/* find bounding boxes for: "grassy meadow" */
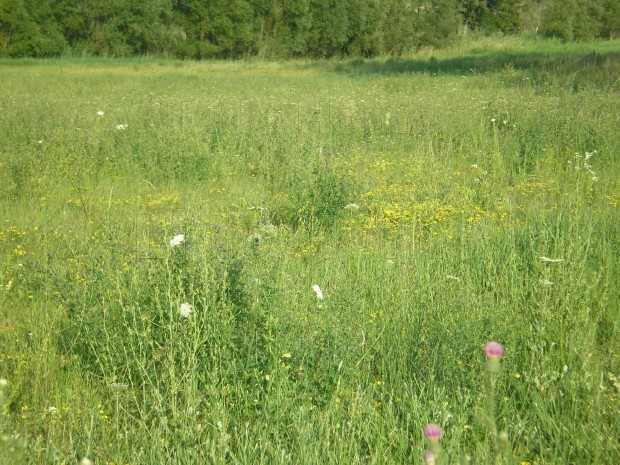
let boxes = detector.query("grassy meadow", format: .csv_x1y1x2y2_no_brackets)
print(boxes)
1,37,619,464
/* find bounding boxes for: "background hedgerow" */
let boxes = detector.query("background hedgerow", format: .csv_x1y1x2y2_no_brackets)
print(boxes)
0,38,619,464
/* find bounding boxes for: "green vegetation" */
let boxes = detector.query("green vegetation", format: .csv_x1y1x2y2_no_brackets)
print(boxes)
1,0,619,59
1,37,619,464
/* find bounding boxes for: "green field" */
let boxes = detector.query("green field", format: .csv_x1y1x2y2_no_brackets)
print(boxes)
1,37,619,464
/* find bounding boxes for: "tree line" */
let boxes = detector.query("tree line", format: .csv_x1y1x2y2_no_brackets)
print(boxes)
1,0,618,59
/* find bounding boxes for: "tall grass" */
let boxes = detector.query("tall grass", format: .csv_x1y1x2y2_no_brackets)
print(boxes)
1,38,619,464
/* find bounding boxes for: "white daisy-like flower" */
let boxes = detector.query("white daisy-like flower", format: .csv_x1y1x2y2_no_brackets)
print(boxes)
116,124,128,130
48,406,58,413
80,458,93,465
180,302,192,318
312,284,323,301
539,256,563,263
96,111,104,117
170,234,185,247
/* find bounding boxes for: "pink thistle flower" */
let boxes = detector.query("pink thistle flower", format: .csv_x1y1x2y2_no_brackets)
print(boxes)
423,423,442,442
484,341,504,358
423,450,436,464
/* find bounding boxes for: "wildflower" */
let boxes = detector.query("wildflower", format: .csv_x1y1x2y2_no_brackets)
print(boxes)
484,341,504,359
115,124,128,130
0,378,7,386
446,274,461,281
423,450,436,464
179,302,192,318
108,382,128,390
423,423,442,442
96,111,104,117
80,458,93,465
170,234,185,247
539,256,563,263
48,406,57,413
344,203,360,211
312,284,323,300
485,341,504,373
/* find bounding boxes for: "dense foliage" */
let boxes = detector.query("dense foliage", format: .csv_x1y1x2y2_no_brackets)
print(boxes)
1,0,618,58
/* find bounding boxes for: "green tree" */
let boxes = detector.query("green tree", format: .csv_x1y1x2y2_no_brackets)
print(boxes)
25,0,66,55
253,0,311,58
414,0,463,48
0,0,43,57
540,0,575,40
173,0,255,58
599,0,620,39
541,0,608,41
341,0,384,56
481,0,522,33
461,0,521,34
383,0,414,53
306,0,350,57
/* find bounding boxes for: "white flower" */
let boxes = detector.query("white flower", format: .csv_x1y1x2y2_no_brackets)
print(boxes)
96,111,104,117
180,302,192,318
539,256,563,263
48,406,57,413
80,458,93,465
170,234,185,247
0,378,7,386
344,203,360,211
116,124,128,130
312,284,323,301
108,382,128,390
447,274,461,281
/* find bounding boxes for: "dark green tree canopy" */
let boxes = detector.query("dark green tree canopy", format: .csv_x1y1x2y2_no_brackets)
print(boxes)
0,0,617,58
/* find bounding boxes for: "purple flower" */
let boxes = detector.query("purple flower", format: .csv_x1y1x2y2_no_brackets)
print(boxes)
484,341,504,358
424,423,442,442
